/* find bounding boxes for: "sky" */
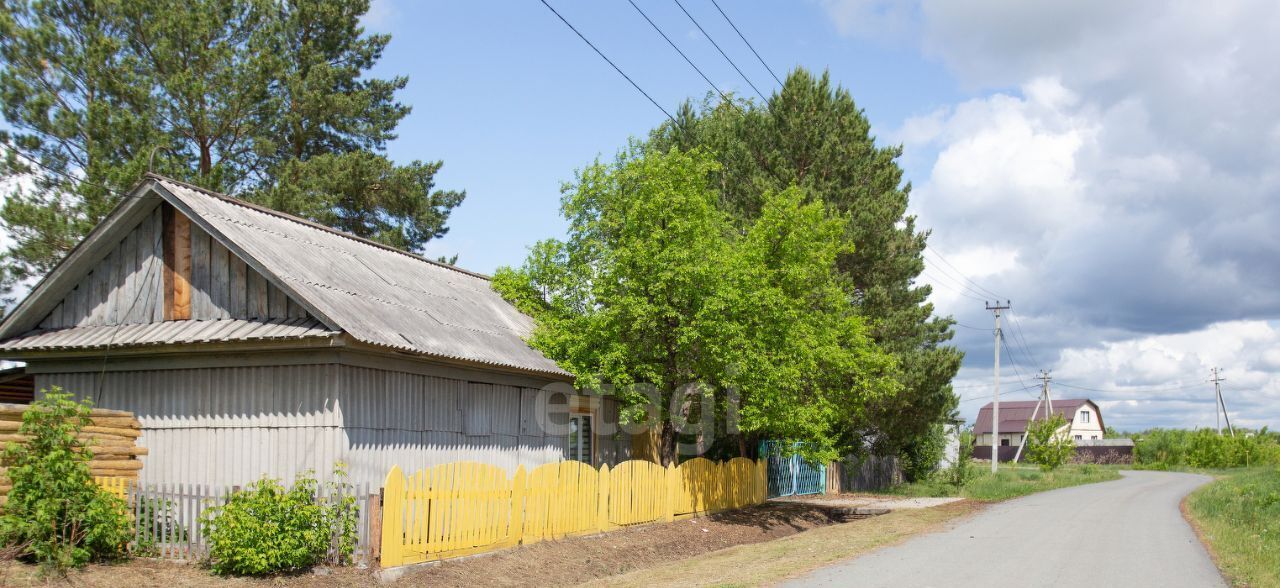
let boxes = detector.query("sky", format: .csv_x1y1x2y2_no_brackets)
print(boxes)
6,0,1280,432
353,0,1280,433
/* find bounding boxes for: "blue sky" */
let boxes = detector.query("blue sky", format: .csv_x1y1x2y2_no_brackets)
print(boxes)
4,1,1278,432
362,0,963,272
356,1,1280,432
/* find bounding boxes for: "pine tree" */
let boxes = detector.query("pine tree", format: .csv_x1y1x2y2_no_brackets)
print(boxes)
648,68,963,458
0,0,158,288
0,0,464,299
246,0,463,251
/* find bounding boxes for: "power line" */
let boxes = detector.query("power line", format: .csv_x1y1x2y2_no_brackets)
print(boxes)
999,334,1036,398
626,0,732,104
1054,381,1204,394
537,0,677,124
1007,310,1041,369
671,0,767,101
924,245,1003,299
921,269,987,302
708,0,783,87
1,141,162,204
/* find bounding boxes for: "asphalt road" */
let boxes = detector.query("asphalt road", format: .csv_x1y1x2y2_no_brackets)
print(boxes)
782,470,1224,588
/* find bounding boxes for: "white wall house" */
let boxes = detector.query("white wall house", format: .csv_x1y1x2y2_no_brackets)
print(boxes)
973,399,1106,447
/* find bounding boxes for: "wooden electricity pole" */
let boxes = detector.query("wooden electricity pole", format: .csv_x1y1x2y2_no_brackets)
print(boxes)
1013,370,1051,463
1210,368,1234,437
987,300,1010,473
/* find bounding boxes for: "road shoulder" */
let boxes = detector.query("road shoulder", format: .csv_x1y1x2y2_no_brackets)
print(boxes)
579,500,981,588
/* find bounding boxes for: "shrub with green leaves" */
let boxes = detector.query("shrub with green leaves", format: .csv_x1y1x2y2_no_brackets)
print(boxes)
1134,428,1280,469
899,423,947,482
201,466,358,576
1025,414,1074,472
944,429,975,489
0,388,132,573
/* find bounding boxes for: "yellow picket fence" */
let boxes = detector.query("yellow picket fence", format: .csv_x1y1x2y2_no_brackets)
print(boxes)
380,457,767,568
95,476,129,500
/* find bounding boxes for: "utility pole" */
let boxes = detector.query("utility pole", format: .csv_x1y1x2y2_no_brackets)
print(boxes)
987,300,1010,473
1013,370,1051,463
1210,368,1234,437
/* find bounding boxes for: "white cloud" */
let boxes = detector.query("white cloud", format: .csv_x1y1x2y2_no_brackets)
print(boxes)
827,0,1280,429
360,0,397,33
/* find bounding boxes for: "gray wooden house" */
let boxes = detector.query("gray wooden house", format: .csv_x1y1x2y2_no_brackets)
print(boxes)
0,174,629,487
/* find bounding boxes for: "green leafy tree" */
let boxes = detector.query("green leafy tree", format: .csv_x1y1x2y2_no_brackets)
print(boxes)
0,388,132,573
494,147,897,465
0,0,463,296
1025,414,1074,472
648,69,963,459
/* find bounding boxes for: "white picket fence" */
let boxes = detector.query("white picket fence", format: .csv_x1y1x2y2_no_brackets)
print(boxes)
117,480,378,564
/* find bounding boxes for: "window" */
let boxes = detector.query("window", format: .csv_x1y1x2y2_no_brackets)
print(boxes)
567,414,593,464
1074,434,1082,441
1091,435,1098,440
1080,410,1090,423
1000,438,1011,446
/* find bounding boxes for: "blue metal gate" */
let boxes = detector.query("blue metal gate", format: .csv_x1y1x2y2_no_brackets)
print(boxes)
759,440,827,498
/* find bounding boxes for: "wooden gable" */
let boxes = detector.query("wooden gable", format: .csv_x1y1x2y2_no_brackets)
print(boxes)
37,203,309,330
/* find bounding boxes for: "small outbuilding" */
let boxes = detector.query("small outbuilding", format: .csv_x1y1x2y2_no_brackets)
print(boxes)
0,174,630,488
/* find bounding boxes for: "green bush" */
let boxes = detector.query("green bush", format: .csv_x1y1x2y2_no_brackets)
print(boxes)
942,429,975,489
1134,428,1280,469
0,389,132,574
899,424,947,483
1025,414,1074,472
201,465,358,576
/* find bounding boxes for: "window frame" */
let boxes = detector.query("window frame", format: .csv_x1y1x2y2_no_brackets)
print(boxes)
567,413,594,465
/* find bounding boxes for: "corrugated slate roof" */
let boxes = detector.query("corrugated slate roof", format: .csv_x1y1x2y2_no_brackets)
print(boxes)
0,318,336,351
151,177,567,376
973,398,1097,435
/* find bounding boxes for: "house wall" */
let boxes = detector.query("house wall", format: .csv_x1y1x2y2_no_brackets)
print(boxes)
1068,404,1104,441
33,356,631,488
38,205,305,329
976,432,1024,447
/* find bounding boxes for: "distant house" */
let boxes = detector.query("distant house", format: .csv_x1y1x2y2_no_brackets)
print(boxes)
974,398,1104,447
0,174,631,488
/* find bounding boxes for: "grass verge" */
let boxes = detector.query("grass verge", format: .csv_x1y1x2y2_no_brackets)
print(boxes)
886,463,1123,501
581,500,979,588
1185,467,1280,588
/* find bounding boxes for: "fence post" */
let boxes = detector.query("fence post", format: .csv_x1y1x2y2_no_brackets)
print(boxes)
508,465,526,548
368,490,383,563
752,461,762,507
596,463,610,532
380,465,404,568
663,463,676,522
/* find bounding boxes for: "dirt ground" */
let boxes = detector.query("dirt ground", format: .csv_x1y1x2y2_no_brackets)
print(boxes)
0,502,845,588
399,502,843,587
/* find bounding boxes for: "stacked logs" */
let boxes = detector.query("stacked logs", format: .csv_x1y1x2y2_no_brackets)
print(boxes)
0,403,147,499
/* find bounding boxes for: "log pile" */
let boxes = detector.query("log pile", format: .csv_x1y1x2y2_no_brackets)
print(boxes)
0,403,147,499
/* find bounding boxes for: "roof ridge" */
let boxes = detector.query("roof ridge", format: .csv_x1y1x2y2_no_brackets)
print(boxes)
143,173,491,281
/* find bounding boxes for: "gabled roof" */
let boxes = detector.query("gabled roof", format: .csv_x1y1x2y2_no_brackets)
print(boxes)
973,398,1102,435
0,175,568,377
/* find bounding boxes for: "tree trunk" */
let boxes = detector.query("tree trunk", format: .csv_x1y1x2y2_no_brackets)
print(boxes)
199,140,212,177
660,421,678,467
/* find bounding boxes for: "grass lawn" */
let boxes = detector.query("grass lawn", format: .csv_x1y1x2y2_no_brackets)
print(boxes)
885,463,1123,501
1185,467,1280,588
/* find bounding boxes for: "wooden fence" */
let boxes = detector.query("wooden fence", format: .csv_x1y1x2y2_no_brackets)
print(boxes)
93,477,377,564
380,457,768,568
